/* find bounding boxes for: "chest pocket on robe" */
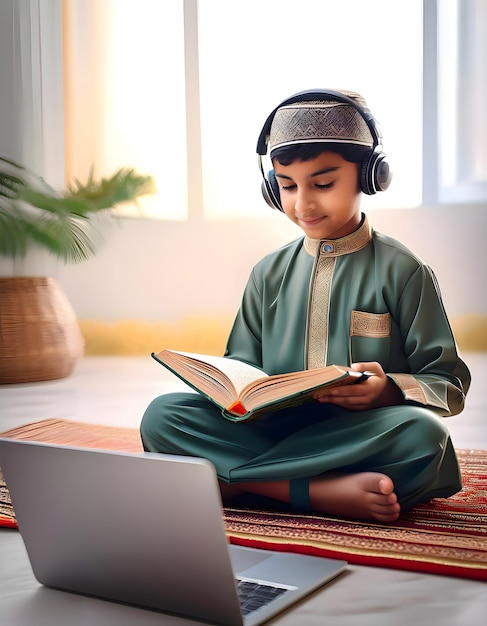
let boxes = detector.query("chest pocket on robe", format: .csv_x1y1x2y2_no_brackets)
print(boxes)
349,311,391,365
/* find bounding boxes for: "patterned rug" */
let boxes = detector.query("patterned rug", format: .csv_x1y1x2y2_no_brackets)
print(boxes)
1,418,486,581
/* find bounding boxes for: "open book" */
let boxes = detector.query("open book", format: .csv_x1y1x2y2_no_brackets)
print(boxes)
151,349,370,422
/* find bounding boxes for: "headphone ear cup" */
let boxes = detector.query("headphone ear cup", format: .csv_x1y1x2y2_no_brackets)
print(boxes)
373,154,392,193
261,170,283,211
360,151,392,195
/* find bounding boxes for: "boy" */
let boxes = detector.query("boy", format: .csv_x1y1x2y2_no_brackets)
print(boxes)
141,89,471,522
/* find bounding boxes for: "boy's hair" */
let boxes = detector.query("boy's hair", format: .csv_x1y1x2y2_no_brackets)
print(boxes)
271,142,369,167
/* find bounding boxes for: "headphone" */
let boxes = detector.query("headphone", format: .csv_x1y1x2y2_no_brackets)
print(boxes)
256,89,392,211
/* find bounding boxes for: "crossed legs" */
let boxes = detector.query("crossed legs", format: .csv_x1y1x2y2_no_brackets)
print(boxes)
141,392,461,524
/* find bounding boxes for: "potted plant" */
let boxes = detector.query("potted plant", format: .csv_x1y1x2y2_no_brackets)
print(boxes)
0,157,154,384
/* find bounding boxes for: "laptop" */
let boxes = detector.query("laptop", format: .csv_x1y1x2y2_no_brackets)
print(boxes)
0,438,347,626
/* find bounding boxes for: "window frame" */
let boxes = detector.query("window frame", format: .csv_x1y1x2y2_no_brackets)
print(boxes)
422,0,487,206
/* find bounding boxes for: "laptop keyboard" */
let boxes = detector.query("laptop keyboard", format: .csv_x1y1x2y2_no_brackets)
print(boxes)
236,578,289,616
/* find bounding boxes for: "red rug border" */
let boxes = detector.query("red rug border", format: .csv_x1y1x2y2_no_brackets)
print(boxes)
227,535,487,582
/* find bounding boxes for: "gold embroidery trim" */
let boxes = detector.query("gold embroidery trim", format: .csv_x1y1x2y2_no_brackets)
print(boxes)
389,373,428,405
304,215,372,369
304,214,372,258
307,256,335,369
350,311,391,338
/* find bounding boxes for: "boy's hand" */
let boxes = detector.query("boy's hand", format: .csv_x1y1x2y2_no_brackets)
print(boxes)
316,362,403,410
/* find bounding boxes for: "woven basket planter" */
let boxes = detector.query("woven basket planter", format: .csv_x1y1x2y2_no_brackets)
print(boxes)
0,277,85,384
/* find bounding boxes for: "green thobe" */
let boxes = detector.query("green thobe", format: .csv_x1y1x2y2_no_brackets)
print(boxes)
141,216,471,510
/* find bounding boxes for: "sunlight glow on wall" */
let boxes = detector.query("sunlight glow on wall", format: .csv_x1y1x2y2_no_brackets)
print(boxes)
64,0,187,220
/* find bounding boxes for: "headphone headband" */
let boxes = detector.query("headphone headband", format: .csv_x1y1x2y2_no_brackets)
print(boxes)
256,89,383,156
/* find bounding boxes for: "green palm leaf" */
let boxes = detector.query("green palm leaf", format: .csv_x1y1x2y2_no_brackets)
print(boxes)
0,157,154,263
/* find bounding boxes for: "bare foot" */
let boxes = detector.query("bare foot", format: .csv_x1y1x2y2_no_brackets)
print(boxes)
220,473,400,523
309,472,400,522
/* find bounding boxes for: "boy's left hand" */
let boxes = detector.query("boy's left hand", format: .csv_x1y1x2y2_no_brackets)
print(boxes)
316,362,403,410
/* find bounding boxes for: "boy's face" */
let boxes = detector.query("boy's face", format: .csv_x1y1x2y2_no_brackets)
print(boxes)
273,151,362,240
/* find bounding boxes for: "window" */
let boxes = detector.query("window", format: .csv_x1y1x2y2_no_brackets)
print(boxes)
64,0,188,220
62,0,486,220
197,0,423,217
433,0,487,204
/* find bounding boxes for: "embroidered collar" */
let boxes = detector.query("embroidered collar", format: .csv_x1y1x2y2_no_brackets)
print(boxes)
303,214,371,257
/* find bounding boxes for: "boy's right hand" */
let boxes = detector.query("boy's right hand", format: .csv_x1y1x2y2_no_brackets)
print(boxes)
316,362,403,411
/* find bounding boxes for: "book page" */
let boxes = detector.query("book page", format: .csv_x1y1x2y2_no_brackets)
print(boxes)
169,352,268,395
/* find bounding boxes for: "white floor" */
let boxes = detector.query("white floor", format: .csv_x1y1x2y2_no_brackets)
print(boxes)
1,353,486,625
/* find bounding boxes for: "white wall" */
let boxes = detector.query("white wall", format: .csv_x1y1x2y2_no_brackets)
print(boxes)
1,204,483,322
1,0,485,324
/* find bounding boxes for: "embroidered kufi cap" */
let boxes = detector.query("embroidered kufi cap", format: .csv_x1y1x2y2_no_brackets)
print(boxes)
269,90,374,156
